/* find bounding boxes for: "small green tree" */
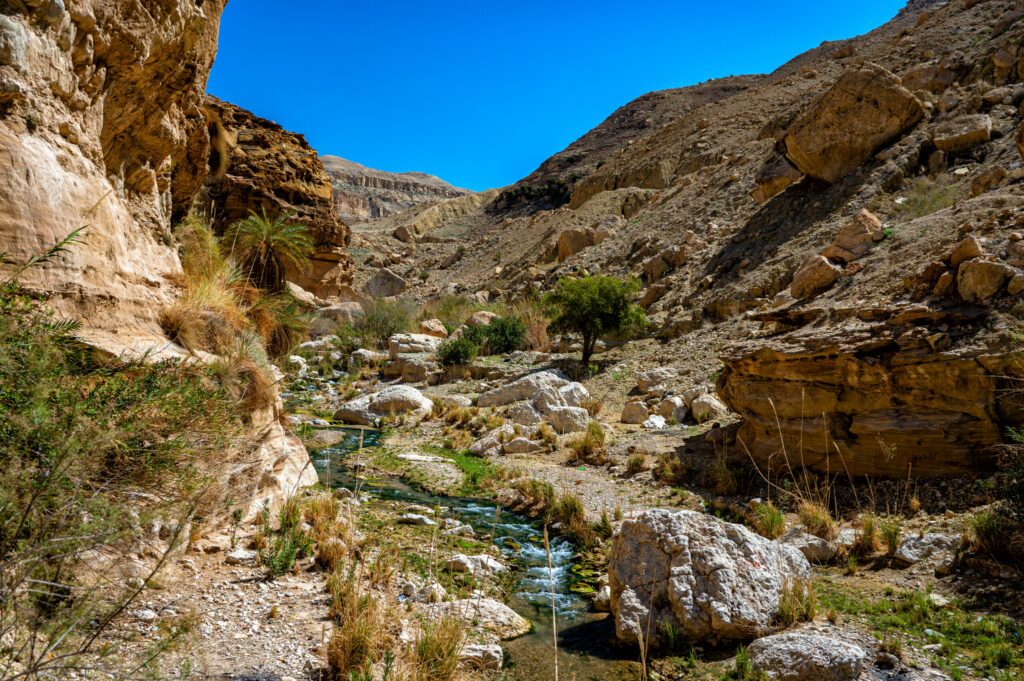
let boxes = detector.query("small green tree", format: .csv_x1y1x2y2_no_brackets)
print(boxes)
543,275,647,366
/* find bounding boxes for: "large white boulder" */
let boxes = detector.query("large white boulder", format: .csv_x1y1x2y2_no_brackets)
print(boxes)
421,597,530,640
748,632,865,681
609,509,810,646
546,406,590,434
691,393,729,423
309,302,365,338
621,401,649,424
637,367,678,394
477,371,569,408
333,385,433,426
388,333,443,359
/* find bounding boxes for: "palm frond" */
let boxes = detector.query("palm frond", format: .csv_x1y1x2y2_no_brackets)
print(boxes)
2,228,87,285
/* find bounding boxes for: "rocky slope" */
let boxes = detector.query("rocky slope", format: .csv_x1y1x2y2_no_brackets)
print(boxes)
201,97,355,298
321,154,468,224
354,0,1024,478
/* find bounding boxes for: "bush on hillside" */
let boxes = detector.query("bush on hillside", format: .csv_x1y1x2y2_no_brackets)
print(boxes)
484,315,527,354
436,336,480,367
543,275,647,366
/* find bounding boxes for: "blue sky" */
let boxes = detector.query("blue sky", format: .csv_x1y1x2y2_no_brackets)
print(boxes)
208,1,905,192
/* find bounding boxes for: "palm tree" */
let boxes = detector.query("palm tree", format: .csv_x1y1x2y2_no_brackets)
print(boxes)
223,207,313,292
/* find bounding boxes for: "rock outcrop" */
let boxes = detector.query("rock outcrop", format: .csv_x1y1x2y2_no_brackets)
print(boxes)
321,155,468,224
200,98,354,298
784,64,924,183
609,509,810,646
0,0,227,354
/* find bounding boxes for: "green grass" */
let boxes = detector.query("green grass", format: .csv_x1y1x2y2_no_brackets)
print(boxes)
817,581,1024,679
422,445,509,495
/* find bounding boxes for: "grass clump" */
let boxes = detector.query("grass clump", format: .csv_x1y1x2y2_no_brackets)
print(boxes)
777,578,817,627
851,514,881,558
625,452,649,478
568,421,606,464
258,497,313,579
410,615,464,681
797,502,837,541
880,515,902,556
751,502,786,539
895,175,963,221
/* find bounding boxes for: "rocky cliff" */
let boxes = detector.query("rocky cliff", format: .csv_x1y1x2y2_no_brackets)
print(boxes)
322,154,468,224
356,0,1024,478
0,0,227,354
200,97,355,298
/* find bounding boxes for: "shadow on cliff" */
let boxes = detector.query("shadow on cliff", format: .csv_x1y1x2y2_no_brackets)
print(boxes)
699,172,867,289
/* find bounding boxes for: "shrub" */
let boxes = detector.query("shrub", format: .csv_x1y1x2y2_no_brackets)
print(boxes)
568,421,606,463
797,502,837,541
653,452,690,484
752,502,786,539
880,516,902,556
485,315,527,354
624,453,649,478
511,298,551,351
895,175,962,222
543,275,647,365
436,336,479,366
0,278,246,678
259,499,313,579
851,514,881,558
970,510,1011,558
357,298,418,349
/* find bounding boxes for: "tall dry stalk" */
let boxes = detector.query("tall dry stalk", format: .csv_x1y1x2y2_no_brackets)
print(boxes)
543,525,559,681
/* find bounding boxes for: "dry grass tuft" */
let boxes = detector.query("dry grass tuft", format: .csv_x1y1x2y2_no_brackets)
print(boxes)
797,502,837,541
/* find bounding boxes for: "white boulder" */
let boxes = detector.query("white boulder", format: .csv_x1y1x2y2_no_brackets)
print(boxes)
546,406,590,434
621,401,649,424
477,371,569,408
691,393,729,423
748,632,865,681
637,367,678,394
388,333,443,359
333,385,433,426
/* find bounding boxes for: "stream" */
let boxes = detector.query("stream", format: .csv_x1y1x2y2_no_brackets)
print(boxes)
310,428,640,681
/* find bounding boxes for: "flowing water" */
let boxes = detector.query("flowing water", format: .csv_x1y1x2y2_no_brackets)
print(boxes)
311,429,640,681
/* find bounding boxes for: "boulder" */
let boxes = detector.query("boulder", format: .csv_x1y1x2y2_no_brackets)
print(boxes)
820,210,883,263
682,386,709,408
388,333,443,359
384,354,439,384
333,385,433,426
957,259,1014,302
621,401,650,424
506,402,543,426
748,632,866,681
931,114,992,153
893,533,959,565
309,302,364,338
466,310,498,327
459,644,504,670
398,513,436,526
643,415,667,430
422,597,530,640
657,396,688,423
784,64,924,183
477,371,569,408
362,267,408,298
949,236,983,268
790,255,842,298
609,510,811,645
503,436,543,454
753,152,804,203
546,406,590,434
349,348,386,369
691,394,728,423
593,585,612,613
637,367,679,394
778,527,838,564
418,318,448,338
284,281,321,309
445,553,505,575
556,228,593,262
470,424,516,458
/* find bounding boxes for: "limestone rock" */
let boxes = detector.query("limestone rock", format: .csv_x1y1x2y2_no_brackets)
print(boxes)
503,436,542,454
309,302,364,337
445,553,505,575
778,528,838,564
931,114,992,153
389,333,443,359
621,401,650,424
418,319,448,338
950,236,983,267
285,282,320,309
784,64,924,183
643,414,667,430
682,386,709,408
609,509,811,645
459,644,504,670
546,406,590,434
467,311,499,327
748,632,865,681
820,210,883,263
398,513,436,526
506,402,543,426
658,396,688,423
593,585,612,612
894,533,958,565
790,255,842,298
691,394,728,423
422,597,530,640
957,259,1013,302
333,386,433,426
363,268,409,298
349,348,387,369
384,353,439,384
637,367,678,394
753,152,804,203
477,371,569,408
556,225,613,262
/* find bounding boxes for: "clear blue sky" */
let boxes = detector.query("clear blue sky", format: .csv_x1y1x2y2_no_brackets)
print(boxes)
208,1,905,192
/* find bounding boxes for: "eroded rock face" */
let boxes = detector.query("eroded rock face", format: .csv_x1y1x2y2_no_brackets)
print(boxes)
720,305,1024,478
201,97,354,298
784,64,924,183
0,0,227,353
609,509,810,646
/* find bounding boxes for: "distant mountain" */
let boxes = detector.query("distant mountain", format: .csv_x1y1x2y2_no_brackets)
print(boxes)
320,155,469,223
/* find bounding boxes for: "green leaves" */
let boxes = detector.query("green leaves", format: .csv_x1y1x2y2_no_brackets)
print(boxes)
542,275,648,364
223,207,313,291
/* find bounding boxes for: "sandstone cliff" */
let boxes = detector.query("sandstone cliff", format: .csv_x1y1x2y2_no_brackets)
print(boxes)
0,0,227,354
322,154,469,224
357,0,1024,478
200,97,355,298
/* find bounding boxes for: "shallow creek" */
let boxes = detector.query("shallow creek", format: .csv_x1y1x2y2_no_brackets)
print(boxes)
311,428,639,680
